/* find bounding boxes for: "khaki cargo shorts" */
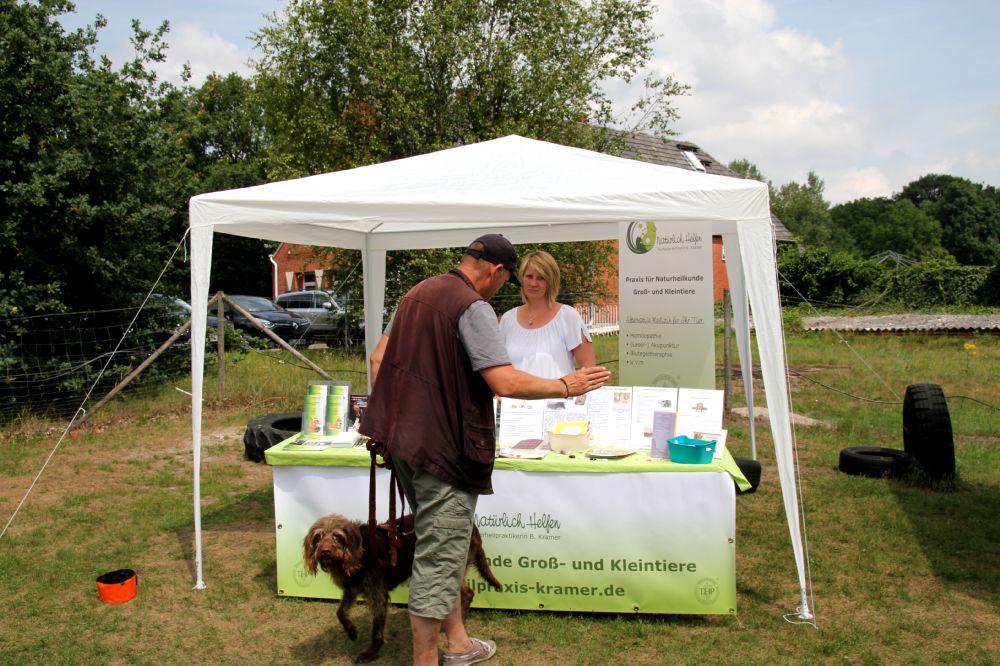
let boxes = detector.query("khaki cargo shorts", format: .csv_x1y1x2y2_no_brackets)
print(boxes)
393,459,478,619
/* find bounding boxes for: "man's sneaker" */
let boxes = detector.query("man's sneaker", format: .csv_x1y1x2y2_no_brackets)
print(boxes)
442,637,497,665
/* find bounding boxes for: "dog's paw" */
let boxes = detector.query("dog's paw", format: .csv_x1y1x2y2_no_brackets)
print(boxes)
343,623,358,641
355,647,380,663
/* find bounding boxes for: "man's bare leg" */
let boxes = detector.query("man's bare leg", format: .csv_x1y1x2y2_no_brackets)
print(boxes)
409,613,443,666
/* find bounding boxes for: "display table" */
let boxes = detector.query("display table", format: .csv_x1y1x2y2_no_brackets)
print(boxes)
266,442,749,615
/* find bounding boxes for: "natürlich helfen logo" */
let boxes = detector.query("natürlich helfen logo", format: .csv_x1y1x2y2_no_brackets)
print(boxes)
626,221,656,254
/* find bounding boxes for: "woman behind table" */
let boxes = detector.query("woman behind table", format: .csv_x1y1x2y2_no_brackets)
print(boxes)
499,250,595,378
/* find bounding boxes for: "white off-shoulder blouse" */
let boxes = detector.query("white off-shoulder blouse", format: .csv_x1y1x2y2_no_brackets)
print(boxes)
498,304,592,378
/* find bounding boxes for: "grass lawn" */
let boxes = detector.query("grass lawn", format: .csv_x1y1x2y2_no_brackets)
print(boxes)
1,329,998,664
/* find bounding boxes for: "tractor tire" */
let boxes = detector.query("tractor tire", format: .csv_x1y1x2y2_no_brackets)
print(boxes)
902,384,955,481
838,447,914,478
243,412,302,462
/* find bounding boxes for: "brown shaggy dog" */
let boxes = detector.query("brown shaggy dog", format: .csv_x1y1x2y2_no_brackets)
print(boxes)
303,513,502,663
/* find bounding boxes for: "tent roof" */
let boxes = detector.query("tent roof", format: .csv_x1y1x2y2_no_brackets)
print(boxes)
189,135,770,250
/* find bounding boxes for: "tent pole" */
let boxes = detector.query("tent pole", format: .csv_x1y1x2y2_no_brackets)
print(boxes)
189,224,214,590
798,591,814,619
721,233,758,459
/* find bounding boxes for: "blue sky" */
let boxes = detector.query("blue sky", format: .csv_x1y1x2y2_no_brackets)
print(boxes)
59,0,1000,203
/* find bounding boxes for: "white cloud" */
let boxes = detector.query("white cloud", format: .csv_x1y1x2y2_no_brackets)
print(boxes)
611,0,877,200
151,24,254,86
825,167,892,204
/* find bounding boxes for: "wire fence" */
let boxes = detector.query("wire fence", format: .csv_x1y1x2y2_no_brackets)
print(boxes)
0,293,622,424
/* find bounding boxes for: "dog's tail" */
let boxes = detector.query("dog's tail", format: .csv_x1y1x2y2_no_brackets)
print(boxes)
472,531,502,591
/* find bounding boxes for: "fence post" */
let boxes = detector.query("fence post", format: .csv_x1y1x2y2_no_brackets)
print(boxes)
222,294,334,380
80,320,191,424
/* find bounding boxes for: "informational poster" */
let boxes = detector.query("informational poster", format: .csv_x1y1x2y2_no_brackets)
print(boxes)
497,387,722,450
618,220,716,389
584,386,633,447
676,387,725,434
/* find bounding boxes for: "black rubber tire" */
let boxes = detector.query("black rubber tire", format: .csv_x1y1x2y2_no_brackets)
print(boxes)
243,412,302,462
902,383,955,481
838,447,914,478
732,457,762,493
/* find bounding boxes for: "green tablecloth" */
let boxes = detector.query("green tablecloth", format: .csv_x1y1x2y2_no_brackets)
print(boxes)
265,438,751,492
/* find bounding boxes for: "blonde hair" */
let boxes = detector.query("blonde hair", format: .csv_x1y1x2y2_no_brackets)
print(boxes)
518,250,560,307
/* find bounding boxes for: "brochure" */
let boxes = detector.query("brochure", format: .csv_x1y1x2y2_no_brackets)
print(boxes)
496,386,726,453
283,430,362,450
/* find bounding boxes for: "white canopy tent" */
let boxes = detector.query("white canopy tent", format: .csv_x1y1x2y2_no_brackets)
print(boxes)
188,135,811,618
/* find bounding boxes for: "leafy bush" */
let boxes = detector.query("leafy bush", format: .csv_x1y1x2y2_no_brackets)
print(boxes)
879,254,991,308
776,246,884,306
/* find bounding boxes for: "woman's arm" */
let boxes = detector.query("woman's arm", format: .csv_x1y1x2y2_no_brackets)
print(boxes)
481,363,611,399
572,334,596,368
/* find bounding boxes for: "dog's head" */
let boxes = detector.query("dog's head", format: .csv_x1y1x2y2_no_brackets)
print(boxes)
302,514,364,577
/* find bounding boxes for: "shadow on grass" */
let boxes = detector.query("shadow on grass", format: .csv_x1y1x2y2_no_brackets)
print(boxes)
891,476,1000,609
288,597,412,664
171,486,275,582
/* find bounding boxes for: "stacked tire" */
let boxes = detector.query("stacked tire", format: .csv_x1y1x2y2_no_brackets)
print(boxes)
837,383,955,482
838,447,914,478
902,383,955,481
243,412,302,462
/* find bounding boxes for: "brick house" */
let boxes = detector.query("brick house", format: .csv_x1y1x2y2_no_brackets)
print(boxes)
271,133,793,305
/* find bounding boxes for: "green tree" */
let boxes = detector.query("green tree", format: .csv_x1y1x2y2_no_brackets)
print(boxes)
829,197,943,259
727,158,770,186
771,171,832,247
827,197,888,255
1,1,194,312
255,0,686,179
897,174,1000,265
254,0,681,299
186,73,275,296
867,199,942,259
1,2,219,411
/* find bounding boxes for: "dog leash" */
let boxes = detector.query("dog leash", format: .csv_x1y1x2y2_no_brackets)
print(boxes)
365,440,414,569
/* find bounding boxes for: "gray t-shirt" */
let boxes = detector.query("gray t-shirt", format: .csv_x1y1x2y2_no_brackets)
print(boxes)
382,300,511,372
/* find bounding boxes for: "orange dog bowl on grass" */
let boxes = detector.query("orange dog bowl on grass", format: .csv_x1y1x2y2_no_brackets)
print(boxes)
96,569,137,603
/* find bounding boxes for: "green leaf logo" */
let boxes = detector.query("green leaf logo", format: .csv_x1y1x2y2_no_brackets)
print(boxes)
626,221,657,254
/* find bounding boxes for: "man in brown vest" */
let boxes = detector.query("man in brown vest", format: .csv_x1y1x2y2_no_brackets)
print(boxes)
360,234,611,666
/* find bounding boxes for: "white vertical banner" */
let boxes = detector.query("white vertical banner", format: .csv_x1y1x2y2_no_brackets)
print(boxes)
619,221,715,388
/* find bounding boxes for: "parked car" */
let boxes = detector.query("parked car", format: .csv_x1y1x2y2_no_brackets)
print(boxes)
210,295,312,344
276,289,363,344
167,297,225,331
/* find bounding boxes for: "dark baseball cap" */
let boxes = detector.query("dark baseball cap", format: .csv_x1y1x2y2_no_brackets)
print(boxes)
465,234,521,287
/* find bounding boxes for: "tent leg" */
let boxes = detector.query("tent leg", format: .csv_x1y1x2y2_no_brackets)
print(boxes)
797,590,813,620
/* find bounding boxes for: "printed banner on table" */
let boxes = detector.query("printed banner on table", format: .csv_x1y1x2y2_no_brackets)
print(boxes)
271,463,736,615
472,470,736,614
618,220,715,389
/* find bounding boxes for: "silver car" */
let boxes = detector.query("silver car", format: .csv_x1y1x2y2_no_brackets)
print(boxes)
276,290,349,343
